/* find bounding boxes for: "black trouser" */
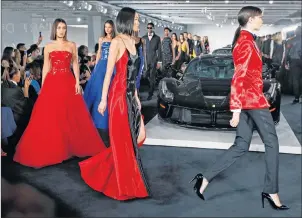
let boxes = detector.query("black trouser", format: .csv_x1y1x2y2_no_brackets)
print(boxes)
290,59,302,99
145,62,157,97
204,109,279,194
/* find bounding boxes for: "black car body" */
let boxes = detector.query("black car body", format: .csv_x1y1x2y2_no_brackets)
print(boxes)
212,47,232,55
157,55,281,129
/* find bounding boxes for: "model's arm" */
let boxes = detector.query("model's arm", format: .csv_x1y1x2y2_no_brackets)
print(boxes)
41,46,50,87
71,42,80,84
230,40,254,112
101,38,119,102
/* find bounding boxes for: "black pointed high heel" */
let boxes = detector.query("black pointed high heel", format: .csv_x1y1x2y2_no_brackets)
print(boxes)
189,173,205,200
261,192,289,210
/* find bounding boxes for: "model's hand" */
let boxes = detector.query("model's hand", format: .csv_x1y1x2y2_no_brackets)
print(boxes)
75,82,81,95
230,112,240,127
98,100,107,116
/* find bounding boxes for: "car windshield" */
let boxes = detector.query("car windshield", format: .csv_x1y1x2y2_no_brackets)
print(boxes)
184,57,234,79
212,49,232,55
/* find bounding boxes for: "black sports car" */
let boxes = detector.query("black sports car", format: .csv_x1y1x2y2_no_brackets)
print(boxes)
157,55,281,129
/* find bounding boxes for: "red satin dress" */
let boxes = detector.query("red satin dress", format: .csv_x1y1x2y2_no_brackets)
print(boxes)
14,51,105,168
79,50,150,201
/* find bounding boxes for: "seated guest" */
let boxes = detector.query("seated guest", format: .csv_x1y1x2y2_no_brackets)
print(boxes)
27,60,41,99
1,107,17,156
1,66,34,131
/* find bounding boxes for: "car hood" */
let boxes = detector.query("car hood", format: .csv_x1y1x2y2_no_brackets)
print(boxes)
166,77,231,96
162,77,276,109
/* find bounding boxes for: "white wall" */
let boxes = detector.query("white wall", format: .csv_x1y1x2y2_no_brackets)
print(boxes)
187,24,287,51
2,10,106,53
2,11,34,48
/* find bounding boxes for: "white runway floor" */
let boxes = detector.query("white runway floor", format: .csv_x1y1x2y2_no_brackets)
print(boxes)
145,113,301,155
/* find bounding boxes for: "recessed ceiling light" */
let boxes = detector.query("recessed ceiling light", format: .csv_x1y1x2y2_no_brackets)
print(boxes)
186,0,190,2
269,0,273,4
225,0,229,3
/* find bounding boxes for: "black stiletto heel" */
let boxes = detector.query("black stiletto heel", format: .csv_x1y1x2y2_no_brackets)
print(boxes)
190,173,205,200
261,192,289,210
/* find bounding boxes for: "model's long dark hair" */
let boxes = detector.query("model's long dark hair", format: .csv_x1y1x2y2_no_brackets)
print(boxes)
232,6,262,51
50,18,68,40
116,7,136,36
103,20,116,38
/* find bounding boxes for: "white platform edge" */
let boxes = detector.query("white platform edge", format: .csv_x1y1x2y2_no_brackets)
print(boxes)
144,138,302,155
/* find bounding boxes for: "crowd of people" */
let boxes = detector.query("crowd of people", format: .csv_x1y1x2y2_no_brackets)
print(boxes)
255,26,302,103
1,5,300,213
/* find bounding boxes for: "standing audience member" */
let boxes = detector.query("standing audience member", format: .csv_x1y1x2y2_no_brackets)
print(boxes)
142,22,162,100
285,26,302,103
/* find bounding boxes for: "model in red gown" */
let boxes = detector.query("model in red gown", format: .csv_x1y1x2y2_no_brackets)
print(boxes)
13,50,105,168
79,46,150,201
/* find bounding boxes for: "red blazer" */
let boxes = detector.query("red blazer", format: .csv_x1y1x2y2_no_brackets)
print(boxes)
230,30,270,111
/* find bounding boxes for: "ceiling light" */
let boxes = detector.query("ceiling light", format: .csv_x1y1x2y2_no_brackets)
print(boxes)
186,0,190,2
67,1,73,7
87,4,92,11
77,17,81,22
225,0,229,3
269,0,273,4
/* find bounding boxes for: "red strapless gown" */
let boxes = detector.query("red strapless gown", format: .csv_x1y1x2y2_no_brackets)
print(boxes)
13,51,105,168
79,50,150,201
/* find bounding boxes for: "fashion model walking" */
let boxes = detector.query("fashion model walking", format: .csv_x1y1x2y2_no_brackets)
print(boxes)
190,6,289,210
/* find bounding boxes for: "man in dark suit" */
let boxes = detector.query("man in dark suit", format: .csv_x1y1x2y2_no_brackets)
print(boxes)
2,78,34,147
142,22,162,100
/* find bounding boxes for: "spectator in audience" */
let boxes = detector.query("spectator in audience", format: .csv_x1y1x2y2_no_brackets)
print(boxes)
192,35,203,57
16,43,27,66
286,26,302,103
203,36,210,54
1,47,18,81
78,45,91,89
26,44,40,64
1,66,34,134
271,32,284,67
187,33,194,58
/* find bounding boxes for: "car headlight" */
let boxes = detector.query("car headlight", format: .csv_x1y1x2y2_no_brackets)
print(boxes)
160,80,174,102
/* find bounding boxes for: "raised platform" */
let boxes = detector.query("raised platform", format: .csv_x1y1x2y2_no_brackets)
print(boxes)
145,113,301,154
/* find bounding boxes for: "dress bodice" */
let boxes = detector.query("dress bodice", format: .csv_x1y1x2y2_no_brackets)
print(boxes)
113,50,139,93
49,51,72,72
100,42,111,60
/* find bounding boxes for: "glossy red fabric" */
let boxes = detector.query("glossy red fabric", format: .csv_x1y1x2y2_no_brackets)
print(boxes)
230,30,270,110
14,51,105,168
79,51,149,201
